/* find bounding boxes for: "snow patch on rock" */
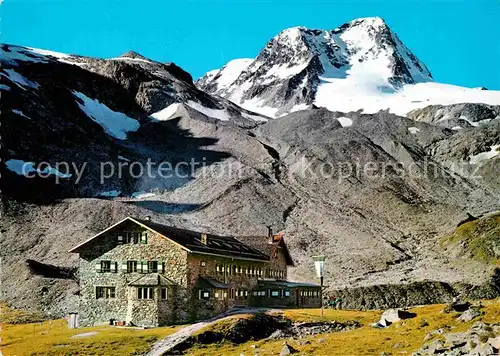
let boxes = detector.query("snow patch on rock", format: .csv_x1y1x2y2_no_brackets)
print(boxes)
337,117,353,127
469,145,500,165
73,91,140,140
131,191,156,199
1,69,39,90
150,103,182,121
98,190,121,197
186,101,230,121
12,109,31,119
5,159,72,178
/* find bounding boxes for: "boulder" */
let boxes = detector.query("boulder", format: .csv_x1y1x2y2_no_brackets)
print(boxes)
381,309,402,324
427,339,446,354
449,301,471,312
470,343,494,356
488,336,500,350
279,343,298,355
445,332,467,348
271,320,361,338
457,307,483,322
414,322,500,356
377,309,416,327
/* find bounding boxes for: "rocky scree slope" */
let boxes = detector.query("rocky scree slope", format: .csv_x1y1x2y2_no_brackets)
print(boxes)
1,43,499,315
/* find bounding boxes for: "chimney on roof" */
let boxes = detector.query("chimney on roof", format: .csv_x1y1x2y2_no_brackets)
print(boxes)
201,233,207,245
267,226,273,243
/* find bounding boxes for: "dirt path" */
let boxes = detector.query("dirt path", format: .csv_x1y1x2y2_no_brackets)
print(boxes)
144,308,279,356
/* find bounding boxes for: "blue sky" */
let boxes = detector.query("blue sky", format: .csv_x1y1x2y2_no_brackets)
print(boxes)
2,0,499,89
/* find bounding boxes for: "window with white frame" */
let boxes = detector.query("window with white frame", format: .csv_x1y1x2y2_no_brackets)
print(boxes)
137,287,154,300
96,286,115,299
199,290,210,300
100,260,112,273
126,261,137,273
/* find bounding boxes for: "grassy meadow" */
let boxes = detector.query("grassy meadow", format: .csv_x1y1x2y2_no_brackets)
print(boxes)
1,300,499,355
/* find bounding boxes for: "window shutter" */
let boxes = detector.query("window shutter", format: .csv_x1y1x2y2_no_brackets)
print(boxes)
122,261,128,272
117,235,123,244
161,262,166,274
140,231,148,244
95,262,102,273
110,262,117,273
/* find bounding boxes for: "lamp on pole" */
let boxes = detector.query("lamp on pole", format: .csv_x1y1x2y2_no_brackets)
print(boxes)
312,255,326,318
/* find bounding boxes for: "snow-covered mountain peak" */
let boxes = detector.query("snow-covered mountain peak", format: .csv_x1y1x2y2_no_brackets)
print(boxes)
197,58,253,94
342,16,388,29
197,17,440,117
273,26,310,47
195,17,499,117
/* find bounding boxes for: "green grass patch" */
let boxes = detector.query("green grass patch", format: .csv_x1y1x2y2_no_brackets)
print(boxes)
0,303,46,324
3,301,500,355
441,213,500,264
1,315,184,355
187,301,500,356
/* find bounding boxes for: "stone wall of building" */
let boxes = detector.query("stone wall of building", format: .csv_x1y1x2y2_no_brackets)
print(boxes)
267,245,289,279
77,220,189,327
76,221,311,327
248,287,321,308
184,246,290,319
186,253,267,318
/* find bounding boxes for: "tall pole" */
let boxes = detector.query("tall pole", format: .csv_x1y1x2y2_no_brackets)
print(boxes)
313,255,326,319
320,275,324,318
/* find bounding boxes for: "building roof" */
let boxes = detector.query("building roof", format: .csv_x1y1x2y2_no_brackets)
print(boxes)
69,217,272,262
194,276,230,289
258,280,321,288
236,234,295,266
